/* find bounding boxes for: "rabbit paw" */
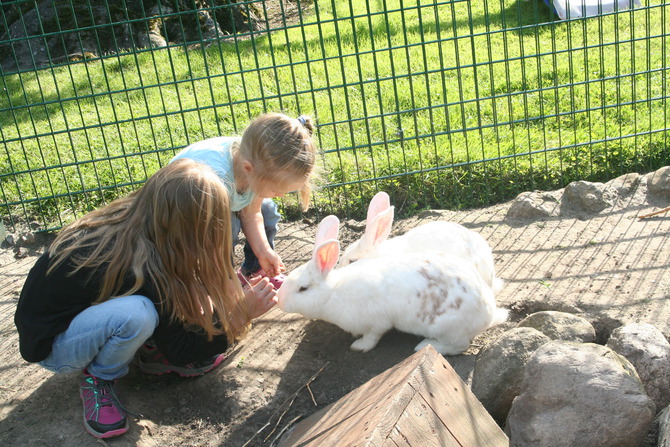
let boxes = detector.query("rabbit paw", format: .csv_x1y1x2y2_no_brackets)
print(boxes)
350,334,382,352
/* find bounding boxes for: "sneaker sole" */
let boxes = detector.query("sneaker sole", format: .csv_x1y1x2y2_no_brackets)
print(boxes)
83,419,129,439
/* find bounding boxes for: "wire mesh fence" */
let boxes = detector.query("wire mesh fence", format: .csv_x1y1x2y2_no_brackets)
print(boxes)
1,0,668,232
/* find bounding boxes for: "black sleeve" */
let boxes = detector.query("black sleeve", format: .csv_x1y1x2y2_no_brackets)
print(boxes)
14,252,94,362
149,311,230,365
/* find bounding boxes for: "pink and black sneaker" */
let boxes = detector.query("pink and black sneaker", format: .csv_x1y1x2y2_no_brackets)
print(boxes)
237,268,285,290
138,342,226,377
80,370,129,439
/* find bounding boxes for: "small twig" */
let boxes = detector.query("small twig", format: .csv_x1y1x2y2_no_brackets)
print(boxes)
264,392,300,442
241,362,329,447
263,363,326,442
269,414,303,447
306,383,317,406
638,206,670,219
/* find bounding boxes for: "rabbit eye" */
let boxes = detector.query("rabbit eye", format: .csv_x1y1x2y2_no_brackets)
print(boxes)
298,286,309,293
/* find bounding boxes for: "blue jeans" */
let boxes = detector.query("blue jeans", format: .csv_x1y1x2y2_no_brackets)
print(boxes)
231,198,281,275
38,295,159,381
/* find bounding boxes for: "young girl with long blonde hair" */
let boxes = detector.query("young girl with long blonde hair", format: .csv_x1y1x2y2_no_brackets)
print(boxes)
14,159,277,439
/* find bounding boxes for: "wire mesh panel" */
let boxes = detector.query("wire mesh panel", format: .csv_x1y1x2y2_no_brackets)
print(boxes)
1,0,668,232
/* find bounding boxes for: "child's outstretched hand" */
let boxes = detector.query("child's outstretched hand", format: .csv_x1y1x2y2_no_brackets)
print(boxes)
244,275,278,318
258,250,286,278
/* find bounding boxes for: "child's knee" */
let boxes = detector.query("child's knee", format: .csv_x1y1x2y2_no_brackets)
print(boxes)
118,295,159,336
138,296,159,328
261,199,281,227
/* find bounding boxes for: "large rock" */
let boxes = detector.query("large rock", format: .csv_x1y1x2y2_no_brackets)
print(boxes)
647,166,670,199
506,191,560,220
605,172,642,197
471,327,550,423
506,341,656,447
561,180,619,214
607,323,670,412
517,311,596,342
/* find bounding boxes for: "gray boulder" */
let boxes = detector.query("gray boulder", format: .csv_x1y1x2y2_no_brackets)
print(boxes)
517,311,595,342
561,180,619,214
506,191,561,220
607,323,670,412
605,172,642,197
506,341,656,447
471,327,550,423
647,166,670,199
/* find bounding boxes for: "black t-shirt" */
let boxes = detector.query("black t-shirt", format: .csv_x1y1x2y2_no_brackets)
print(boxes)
14,248,229,365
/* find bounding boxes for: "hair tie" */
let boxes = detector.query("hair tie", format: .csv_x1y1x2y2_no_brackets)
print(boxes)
297,115,307,127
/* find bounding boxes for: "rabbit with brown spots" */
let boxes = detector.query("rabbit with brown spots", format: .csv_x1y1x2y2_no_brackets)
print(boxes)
277,215,508,355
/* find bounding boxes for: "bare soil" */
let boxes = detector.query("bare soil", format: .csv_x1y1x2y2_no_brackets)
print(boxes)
1,182,669,447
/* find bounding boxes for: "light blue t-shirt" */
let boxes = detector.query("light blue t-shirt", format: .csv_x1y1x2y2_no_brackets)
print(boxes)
170,136,254,212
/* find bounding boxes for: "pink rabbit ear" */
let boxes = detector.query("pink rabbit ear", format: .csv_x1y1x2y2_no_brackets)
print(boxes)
369,205,394,247
366,192,391,224
313,239,340,277
314,215,340,248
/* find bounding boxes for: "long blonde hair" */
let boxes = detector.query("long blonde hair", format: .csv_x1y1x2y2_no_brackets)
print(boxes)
238,112,319,211
48,159,249,342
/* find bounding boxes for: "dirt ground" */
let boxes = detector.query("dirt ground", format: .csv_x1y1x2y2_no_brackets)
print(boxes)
1,177,669,447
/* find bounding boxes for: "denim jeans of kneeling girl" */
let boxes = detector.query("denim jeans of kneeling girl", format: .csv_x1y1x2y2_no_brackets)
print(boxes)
38,295,159,380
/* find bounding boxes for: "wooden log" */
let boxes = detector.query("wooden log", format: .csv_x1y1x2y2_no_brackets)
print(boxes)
279,345,508,447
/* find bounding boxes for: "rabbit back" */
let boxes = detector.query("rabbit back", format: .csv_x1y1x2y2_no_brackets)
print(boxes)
379,221,498,291
326,251,504,354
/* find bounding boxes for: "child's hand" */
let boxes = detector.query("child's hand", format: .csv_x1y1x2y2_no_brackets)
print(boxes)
244,276,278,319
259,250,286,278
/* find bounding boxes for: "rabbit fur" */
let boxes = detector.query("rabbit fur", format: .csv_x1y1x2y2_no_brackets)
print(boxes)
340,192,504,293
277,215,509,355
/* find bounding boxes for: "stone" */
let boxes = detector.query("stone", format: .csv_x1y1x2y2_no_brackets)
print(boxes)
505,341,656,447
605,172,641,196
517,311,596,342
561,181,618,214
19,232,36,246
472,327,550,423
15,247,29,259
647,166,670,198
607,323,670,411
506,191,560,220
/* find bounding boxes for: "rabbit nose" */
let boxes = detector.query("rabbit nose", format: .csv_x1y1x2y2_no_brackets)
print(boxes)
276,288,287,310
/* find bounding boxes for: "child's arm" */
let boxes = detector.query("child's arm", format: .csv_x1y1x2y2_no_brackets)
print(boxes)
151,313,230,365
239,197,285,276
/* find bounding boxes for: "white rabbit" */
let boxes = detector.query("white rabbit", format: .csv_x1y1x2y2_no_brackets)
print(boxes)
340,192,503,293
277,215,509,355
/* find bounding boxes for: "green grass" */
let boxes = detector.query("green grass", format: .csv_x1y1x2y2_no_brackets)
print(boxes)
1,0,669,229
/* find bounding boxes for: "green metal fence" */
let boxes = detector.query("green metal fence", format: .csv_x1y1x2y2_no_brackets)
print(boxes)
1,0,668,232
